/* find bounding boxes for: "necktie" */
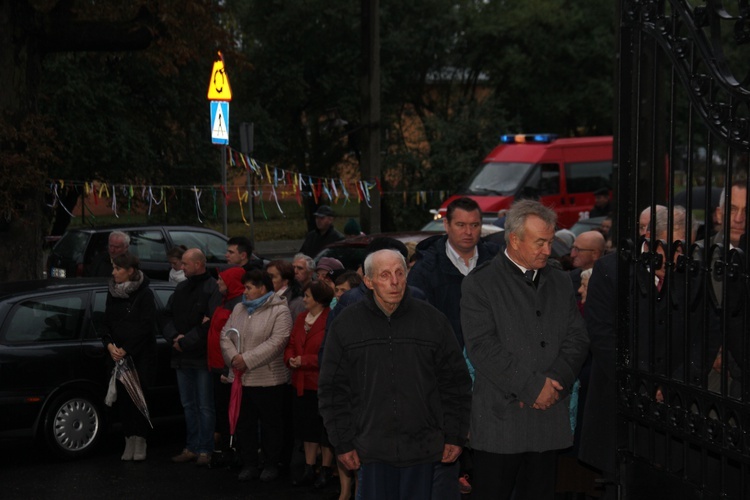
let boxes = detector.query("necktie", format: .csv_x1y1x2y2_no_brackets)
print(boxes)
524,270,535,281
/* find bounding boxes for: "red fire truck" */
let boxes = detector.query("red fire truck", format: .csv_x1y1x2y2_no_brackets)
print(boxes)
436,134,613,229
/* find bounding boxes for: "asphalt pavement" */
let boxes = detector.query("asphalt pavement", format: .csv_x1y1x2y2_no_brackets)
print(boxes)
0,421,342,500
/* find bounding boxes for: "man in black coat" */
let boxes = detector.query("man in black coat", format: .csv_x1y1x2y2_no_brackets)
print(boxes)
225,236,264,272
577,252,618,499
578,205,687,498
320,237,426,365
408,197,498,349
589,187,614,218
319,249,471,500
408,197,498,497
87,231,130,277
462,200,589,500
691,181,747,395
299,205,344,257
163,248,222,466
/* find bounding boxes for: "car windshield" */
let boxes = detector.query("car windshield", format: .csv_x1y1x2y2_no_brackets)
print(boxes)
52,231,90,261
169,230,228,264
461,162,534,195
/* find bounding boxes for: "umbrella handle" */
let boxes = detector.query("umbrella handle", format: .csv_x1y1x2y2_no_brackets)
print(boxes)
225,328,241,353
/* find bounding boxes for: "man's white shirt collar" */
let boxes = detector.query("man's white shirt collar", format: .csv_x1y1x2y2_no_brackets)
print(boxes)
446,241,478,276
504,249,536,280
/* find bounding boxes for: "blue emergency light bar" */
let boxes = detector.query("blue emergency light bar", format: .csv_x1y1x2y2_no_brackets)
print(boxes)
499,133,558,144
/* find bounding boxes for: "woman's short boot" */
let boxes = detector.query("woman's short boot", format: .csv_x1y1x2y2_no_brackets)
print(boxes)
314,465,333,489
121,436,135,461
292,464,316,486
133,436,147,461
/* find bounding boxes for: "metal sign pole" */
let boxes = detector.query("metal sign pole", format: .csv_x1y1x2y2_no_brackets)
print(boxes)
207,52,233,237
222,145,228,236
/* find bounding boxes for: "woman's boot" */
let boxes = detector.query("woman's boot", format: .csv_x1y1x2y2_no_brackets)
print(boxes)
121,436,135,461
292,464,316,486
314,465,333,489
133,436,147,461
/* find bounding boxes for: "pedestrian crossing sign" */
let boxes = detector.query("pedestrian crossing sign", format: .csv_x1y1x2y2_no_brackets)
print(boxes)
210,101,229,145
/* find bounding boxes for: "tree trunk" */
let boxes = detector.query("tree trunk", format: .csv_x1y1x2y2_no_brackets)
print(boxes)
0,1,47,281
0,0,156,281
0,192,47,281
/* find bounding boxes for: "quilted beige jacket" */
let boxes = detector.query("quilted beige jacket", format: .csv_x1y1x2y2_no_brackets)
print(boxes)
220,293,292,387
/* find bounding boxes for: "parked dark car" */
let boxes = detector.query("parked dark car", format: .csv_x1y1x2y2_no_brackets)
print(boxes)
314,232,439,270
47,225,231,280
0,279,180,459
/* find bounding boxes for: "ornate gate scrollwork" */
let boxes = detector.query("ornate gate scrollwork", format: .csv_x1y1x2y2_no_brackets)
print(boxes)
616,0,750,497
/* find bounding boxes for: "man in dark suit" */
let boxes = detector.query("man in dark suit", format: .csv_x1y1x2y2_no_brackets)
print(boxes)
637,206,688,385
692,180,747,395
578,204,686,498
577,251,618,499
462,200,589,500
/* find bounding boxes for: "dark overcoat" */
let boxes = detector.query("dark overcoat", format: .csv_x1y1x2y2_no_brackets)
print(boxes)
462,252,589,454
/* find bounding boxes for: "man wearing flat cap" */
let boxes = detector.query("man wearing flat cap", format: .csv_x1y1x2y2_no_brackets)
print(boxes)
589,187,614,218
299,205,345,257
315,257,346,292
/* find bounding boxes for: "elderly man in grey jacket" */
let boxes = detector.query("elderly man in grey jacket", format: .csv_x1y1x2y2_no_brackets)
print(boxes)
462,200,589,500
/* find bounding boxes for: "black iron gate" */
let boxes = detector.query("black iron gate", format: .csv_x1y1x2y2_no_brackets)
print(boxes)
615,0,750,498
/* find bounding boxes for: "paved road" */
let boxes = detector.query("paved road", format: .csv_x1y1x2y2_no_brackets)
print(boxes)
0,422,341,500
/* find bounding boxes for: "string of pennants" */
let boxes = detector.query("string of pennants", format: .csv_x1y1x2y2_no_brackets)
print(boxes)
46,147,449,224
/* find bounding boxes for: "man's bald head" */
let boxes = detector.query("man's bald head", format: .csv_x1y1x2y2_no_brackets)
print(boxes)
571,231,605,270
181,248,207,277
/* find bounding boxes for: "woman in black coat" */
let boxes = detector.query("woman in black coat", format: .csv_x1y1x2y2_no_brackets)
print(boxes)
101,252,157,461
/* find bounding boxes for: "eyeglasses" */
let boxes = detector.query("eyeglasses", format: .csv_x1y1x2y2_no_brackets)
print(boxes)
571,246,595,253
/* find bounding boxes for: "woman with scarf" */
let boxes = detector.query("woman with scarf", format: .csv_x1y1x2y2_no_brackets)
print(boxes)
205,266,247,468
101,252,156,461
220,269,292,483
284,281,336,490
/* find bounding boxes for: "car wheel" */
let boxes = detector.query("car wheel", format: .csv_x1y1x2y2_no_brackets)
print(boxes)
43,392,104,459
